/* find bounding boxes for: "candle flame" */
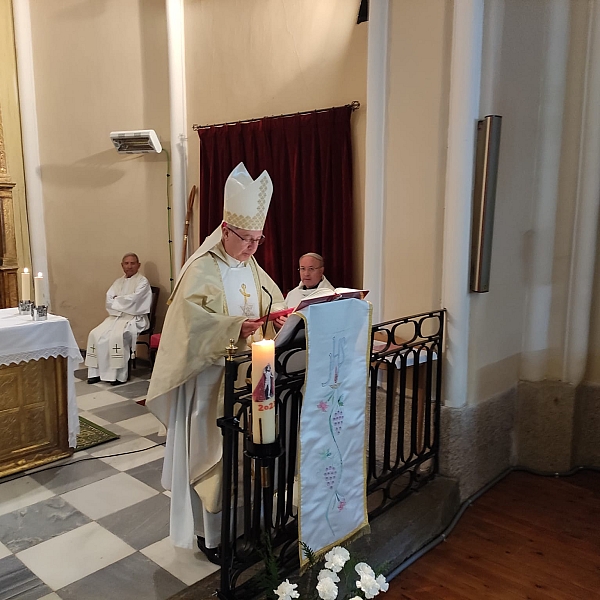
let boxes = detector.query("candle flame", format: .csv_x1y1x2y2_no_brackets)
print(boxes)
24,268,29,273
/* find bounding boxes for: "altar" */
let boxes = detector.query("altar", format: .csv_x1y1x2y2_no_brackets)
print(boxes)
0,307,81,478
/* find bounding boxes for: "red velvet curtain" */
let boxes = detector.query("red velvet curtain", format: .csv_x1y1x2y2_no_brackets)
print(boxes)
197,105,355,296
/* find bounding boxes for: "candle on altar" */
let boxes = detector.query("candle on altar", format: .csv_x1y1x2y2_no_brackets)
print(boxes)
34,272,45,306
21,268,31,302
251,339,276,444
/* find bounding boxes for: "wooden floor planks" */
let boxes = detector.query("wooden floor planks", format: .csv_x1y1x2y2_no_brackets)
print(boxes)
388,471,600,600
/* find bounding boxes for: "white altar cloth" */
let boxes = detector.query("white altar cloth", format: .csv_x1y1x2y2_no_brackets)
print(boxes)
0,308,81,447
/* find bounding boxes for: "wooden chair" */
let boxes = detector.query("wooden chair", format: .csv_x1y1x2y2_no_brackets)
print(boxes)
131,285,160,370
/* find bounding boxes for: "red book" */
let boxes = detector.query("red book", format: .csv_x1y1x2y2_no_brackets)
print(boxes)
267,307,295,321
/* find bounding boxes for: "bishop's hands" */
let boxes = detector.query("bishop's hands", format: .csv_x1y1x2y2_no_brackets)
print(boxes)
273,315,288,330
241,318,266,339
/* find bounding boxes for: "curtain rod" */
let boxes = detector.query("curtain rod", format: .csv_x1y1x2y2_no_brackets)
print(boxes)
192,101,360,131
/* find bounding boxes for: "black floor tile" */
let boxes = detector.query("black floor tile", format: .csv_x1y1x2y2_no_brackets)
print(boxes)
127,458,165,492
98,493,170,550
111,380,150,400
0,497,91,553
58,552,186,600
0,555,53,600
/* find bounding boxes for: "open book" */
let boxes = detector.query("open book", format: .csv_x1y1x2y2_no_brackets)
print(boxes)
274,288,369,347
294,287,368,311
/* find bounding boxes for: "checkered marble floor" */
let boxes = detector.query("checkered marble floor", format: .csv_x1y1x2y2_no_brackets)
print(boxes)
0,364,218,600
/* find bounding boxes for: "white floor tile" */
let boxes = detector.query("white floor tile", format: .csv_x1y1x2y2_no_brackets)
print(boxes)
0,476,54,516
78,411,112,427
38,594,63,600
17,522,134,590
60,472,158,520
0,540,11,559
141,537,219,586
115,412,161,436
93,437,165,471
77,389,128,411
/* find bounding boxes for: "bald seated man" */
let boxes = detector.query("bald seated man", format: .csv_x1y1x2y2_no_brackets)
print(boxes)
284,252,335,309
85,253,153,386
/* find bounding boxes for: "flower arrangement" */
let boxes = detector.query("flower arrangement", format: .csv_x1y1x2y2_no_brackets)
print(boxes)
274,547,389,600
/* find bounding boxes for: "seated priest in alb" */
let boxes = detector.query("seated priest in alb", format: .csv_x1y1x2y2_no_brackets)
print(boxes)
146,163,284,558
85,253,152,385
285,252,335,308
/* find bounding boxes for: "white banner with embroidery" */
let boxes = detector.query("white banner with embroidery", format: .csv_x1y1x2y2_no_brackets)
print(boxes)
298,298,372,566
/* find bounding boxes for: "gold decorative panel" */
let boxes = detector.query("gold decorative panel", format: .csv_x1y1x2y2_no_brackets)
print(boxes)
0,268,17,308
0,356,71,477
0,103,18,308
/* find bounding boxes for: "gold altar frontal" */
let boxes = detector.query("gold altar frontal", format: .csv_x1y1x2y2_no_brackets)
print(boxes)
0,355,71,478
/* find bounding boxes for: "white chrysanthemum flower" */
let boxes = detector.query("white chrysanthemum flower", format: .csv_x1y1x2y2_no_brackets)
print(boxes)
376,574,389,592
316,576,339,600
324,546,350,572
274,579,300,600
318,569,340,583
357,574,381,599
349,597,363,600
355,562,375,578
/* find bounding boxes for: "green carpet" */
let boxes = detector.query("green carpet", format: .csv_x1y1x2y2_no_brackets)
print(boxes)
75,417,120,452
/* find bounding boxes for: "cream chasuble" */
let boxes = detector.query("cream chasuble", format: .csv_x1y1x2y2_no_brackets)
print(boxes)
85,273,151,382
146,242,283,549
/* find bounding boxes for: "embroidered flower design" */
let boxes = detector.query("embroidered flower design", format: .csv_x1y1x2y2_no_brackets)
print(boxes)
338,499,346,511
324,465,337,489
317,400,329,412
332,409,344,434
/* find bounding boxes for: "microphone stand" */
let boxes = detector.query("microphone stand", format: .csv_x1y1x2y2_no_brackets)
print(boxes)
261,286,273,337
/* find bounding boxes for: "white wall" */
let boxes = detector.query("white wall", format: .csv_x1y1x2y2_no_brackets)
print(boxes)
382,0,452,320
28,0,171,346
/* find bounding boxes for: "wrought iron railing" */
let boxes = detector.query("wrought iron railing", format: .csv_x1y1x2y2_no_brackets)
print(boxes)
216,310,444,599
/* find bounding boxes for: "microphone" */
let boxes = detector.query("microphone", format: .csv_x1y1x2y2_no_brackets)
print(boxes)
262,286,273,337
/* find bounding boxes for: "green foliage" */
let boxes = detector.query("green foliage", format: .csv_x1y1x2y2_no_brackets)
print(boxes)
257,534,280,600
300,541,318,568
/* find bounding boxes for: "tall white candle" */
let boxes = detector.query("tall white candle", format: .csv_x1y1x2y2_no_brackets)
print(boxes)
34,272,45,306
21,268,31,301
251,339,276,444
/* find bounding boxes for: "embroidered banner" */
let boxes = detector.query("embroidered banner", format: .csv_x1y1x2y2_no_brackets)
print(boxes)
298,298,372,566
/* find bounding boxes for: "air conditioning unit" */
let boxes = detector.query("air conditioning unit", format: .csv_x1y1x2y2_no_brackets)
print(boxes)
110,129,162,154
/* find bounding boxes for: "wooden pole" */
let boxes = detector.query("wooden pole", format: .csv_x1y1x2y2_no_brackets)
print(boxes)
181,185,197,268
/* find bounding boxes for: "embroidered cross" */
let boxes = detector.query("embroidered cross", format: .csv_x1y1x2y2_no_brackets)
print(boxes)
239,283,254,317
240,284,251,302
113,344,121,354
90,345,95,353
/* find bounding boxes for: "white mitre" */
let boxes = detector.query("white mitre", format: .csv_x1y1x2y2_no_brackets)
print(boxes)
223,162,273,231
173,163,274,296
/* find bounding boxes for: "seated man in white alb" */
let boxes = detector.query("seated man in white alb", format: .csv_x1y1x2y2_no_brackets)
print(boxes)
285,252,335,308
85,253,152,386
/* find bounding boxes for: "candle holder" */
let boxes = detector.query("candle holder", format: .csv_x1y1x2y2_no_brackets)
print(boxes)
244,436,282,461
244,434,282,489
32,304,48,321
18,300,32,315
